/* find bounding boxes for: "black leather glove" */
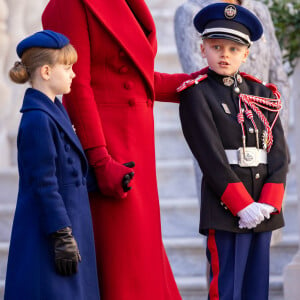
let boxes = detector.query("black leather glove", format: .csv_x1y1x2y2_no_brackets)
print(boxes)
122,161,135,192
51,227,81,276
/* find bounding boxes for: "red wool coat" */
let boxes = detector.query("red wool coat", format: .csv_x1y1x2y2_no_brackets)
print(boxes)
42,1,195,299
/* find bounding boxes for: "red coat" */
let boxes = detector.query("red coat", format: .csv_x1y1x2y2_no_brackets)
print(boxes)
42,1,194,299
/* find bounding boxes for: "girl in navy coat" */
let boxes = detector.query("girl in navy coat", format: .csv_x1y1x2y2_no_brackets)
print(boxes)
4,30,100,300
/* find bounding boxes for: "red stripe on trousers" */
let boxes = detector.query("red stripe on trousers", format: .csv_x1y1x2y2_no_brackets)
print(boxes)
208,229,220,300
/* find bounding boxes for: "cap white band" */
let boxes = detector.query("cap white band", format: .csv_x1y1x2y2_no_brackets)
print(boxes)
202,27,252,45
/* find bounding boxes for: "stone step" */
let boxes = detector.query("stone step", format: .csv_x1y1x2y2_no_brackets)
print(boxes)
154,102,180,124
176,276,207,300
160,198,199,238
157,159,196,198
146,0,185,11
0,205,14,242
160,194,298,238
176,275,284,300
163,235,298,279
155,46,182,73
7,130,17,167
0,242,8,281
0,279,4,300
155,121,192,160
0,168,18,204
151,10,176,49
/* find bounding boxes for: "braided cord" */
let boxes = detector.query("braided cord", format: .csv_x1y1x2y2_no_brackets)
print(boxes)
238,90,281,152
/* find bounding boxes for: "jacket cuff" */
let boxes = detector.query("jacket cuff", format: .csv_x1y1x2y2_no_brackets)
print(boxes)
221,182,254,216
258,183,285,213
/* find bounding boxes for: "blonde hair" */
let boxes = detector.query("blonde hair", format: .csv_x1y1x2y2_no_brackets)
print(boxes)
9,44,78,84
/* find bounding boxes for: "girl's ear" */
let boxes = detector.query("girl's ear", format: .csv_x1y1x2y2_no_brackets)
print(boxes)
200,43,206,58
40,65,51,80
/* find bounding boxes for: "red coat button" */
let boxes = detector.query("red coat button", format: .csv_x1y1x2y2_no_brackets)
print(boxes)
119,50,126,57
147,99,153,107
124,81,133,90
119,66,128,74
128,99,136,107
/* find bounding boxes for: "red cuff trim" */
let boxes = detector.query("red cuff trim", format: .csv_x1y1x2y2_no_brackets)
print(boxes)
258,183,285,213
221,182,254,216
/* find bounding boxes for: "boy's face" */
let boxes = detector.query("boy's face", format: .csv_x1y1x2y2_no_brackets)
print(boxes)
201,38,249,76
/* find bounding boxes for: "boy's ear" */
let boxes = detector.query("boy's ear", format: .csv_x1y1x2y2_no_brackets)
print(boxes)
242,48,250,63
40,65,51,80
200,43,206,58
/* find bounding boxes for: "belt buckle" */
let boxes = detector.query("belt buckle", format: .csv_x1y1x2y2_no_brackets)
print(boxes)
238,147,259,167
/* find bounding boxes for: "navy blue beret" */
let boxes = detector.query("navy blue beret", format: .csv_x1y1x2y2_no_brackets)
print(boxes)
16,30,70,58
194,3,263,46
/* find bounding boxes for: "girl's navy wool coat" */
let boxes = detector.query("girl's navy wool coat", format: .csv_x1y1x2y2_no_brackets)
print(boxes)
4,88,100,300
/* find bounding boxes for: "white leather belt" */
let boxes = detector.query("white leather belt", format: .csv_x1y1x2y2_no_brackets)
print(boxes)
225,147,267,167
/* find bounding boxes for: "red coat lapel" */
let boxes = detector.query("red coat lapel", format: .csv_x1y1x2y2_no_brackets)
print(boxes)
125,0,157,49
83,0,157,90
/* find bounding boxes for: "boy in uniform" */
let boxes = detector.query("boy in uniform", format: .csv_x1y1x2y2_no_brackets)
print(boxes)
178,3,289,299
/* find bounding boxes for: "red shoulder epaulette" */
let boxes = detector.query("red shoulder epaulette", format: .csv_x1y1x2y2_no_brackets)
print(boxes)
176,74,208,93
240,72,262,84
240,72,281,99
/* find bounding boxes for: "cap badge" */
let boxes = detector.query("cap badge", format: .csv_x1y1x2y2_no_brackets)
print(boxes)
223,77,234,86
224,5,237,19
237,74,243,84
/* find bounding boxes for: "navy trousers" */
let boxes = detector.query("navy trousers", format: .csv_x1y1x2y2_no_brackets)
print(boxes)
207,229,272,300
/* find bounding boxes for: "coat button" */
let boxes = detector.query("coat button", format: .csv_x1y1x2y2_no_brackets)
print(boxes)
119,66,128,74
124,81,133,90
220,201,228,210
128,99,136,107
147,99,153,107
65,144,71,152
67,157,74,164
72,169,79,177
119,50,126,57
255,173,260,179
249,127,254,134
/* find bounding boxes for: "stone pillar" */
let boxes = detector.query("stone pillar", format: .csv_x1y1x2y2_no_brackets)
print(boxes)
283,60,300,299
0,0,11,168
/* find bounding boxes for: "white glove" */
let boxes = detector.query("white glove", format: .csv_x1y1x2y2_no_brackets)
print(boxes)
259,203,276,220
237,202,265,229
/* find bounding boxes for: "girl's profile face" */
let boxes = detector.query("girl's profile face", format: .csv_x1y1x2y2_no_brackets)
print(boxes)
201,38,249,76
46,63,76,97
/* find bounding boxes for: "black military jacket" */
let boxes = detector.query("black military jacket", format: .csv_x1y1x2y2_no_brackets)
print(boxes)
179,69,289,234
